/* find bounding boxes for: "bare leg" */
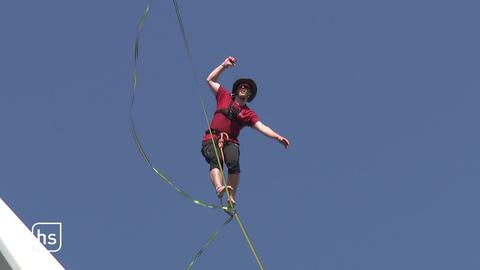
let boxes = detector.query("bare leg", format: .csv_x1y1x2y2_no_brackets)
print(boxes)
210,168,224,190
227,173,240,203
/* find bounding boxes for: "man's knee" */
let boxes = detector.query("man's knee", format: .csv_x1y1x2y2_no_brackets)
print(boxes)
225,160,240,174
224,143,240,174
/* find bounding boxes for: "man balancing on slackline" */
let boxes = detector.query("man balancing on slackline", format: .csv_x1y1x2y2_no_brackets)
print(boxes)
201,56,290,207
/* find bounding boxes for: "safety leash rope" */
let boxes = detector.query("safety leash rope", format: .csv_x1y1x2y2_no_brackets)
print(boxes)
217,132,229,164
215,132,234,209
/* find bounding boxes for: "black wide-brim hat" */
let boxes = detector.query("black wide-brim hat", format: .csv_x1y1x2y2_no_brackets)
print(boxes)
232,78,257,102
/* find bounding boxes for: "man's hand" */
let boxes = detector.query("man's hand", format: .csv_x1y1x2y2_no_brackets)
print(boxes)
222,56,237,68
277,136,290,149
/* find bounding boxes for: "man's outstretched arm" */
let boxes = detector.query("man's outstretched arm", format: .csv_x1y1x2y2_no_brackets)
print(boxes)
253,121,290,148
206,56,236,95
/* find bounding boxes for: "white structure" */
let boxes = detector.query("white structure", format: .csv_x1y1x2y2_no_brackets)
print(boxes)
0,198,64,270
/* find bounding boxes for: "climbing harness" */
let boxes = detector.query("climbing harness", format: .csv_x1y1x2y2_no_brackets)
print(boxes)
130,1,266,269
205,129,237,142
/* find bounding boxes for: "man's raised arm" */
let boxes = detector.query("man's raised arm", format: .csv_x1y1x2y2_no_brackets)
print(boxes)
206,56,236,95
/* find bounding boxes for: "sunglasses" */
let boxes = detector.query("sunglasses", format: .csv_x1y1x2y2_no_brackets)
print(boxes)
238,84,251,91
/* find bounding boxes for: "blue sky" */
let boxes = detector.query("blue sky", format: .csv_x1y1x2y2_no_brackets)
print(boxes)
1,0,479,269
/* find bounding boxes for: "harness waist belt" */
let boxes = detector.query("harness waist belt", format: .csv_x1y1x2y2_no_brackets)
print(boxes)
205,129,237,141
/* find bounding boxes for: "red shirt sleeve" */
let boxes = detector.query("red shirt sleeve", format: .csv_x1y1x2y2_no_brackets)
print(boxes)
243,110,260,127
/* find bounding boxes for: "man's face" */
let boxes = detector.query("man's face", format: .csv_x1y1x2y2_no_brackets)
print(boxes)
237,83,251,100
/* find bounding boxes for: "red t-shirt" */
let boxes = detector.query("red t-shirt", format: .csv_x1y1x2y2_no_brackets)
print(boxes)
203,86,259,144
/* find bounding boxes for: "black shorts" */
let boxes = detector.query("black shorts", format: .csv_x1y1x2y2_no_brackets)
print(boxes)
201,141,241,174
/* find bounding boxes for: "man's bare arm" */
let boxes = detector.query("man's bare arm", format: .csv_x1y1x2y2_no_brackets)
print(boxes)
253,121,290,148
206,56,236,95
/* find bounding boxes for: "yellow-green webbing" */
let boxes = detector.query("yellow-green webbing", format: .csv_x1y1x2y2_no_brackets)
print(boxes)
131,1,267,269
171,1,266,269
130,0,218,210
